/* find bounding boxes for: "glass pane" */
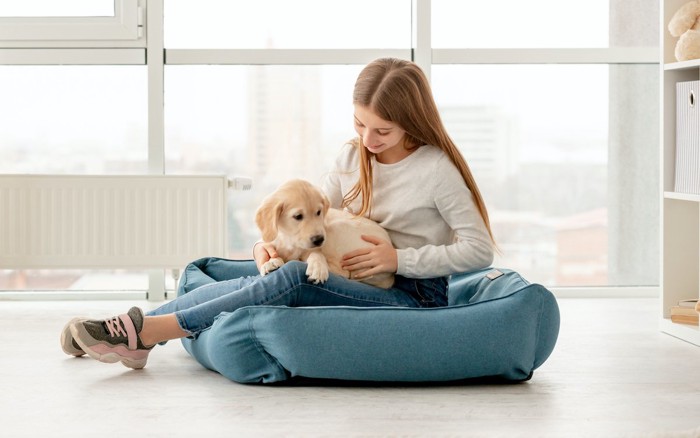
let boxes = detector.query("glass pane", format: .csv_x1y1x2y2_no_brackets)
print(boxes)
0,66,147,174
0,269,148,291
0,0,114,17
165,65,362,258
165,0,410,49
432,0,658,48
432,64,659,287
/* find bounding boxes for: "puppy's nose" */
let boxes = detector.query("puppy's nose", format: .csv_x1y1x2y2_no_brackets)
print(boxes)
311,235,325,247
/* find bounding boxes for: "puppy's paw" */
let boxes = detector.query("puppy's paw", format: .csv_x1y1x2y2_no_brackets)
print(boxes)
260,257,285,276
306,260,329,284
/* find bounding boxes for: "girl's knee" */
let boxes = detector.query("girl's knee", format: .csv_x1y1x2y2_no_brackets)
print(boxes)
278,260,308,277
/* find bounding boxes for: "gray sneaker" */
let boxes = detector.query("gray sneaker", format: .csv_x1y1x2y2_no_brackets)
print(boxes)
60,317,87,357
70,307,153,369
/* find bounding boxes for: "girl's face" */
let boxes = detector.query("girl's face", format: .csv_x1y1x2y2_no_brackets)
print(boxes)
353,105,410,164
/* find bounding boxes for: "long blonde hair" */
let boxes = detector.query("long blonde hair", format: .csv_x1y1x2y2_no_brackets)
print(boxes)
343,57,496,246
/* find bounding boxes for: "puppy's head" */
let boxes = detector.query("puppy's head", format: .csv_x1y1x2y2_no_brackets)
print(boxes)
255,179,330,250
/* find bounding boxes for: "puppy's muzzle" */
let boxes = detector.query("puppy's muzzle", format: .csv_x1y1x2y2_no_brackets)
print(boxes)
310,235,325,247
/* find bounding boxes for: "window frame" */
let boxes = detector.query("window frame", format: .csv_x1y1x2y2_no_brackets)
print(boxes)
0,0,143,46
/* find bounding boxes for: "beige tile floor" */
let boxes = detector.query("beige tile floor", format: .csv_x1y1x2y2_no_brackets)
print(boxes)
1,297,699,437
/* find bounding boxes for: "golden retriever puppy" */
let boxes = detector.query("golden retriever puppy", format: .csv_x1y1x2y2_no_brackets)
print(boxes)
255,179,394,289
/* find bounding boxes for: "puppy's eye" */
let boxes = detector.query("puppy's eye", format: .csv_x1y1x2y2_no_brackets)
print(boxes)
316,209,321,216
293,213,303,221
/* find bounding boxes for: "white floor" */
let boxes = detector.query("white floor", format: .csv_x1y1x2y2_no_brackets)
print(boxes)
1,297,700,438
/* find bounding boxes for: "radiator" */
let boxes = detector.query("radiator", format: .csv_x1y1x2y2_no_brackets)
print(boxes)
0,175,230,270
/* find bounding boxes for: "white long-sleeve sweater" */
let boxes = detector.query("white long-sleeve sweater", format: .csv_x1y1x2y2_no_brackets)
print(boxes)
322,143,494,278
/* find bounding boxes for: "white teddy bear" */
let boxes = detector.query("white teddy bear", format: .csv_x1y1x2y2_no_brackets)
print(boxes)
669,0,700,61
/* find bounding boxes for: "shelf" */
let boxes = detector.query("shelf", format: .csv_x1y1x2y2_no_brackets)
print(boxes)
660,0,699,347
664,59,700,71
664,191,700,202
659,318,700,346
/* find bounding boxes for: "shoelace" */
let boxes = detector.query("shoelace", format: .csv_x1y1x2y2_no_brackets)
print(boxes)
104,316,127,338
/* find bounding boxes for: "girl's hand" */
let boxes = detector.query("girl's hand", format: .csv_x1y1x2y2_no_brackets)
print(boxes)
253,242,279,271
341,235,397,279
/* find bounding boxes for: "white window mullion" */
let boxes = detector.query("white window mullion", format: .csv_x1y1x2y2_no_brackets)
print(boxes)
433,47,659,64
147,0,164,176
147,0,165,301
0,48,144,65
165,49,412,65
411,0,431,80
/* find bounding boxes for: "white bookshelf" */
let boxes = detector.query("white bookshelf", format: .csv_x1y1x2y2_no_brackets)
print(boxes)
661,0,700,346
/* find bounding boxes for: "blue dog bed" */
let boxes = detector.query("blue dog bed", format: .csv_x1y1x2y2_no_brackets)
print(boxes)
177,258,560,384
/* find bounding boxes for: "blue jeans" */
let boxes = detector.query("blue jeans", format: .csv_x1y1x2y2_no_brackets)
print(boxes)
148,261,448,338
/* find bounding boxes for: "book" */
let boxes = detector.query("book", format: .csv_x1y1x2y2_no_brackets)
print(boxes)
677,299,698,308
671,314,698,325
670,300,699,325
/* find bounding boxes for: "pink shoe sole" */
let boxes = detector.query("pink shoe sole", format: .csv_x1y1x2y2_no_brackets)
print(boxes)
70,323,150,369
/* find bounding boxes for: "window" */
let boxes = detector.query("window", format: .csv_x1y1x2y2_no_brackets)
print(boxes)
165,65,362,257
0,64,148,293
0,0,140,42
0,66,147,174
432,64,658,286
0,269,148,292
0,0,114,17
431,0,659,287
165,0,410,49
432,0,657,48
0,0,661,295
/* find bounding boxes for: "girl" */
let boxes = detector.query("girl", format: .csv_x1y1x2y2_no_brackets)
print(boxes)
61,58,496,369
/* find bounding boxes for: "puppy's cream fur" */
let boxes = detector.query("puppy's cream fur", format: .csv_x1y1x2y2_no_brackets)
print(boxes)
255,179,394,289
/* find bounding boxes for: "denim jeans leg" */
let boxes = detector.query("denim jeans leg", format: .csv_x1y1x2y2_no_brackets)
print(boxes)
172,261,425,337
146,274,260,317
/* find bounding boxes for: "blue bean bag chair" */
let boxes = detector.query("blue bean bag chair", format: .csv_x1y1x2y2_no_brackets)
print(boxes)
177,258,560,384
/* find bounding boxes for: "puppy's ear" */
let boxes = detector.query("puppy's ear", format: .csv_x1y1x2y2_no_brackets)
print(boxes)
321,192,330,215
255,195,284,242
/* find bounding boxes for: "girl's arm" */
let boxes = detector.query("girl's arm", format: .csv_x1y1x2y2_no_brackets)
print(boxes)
396,159,494,278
